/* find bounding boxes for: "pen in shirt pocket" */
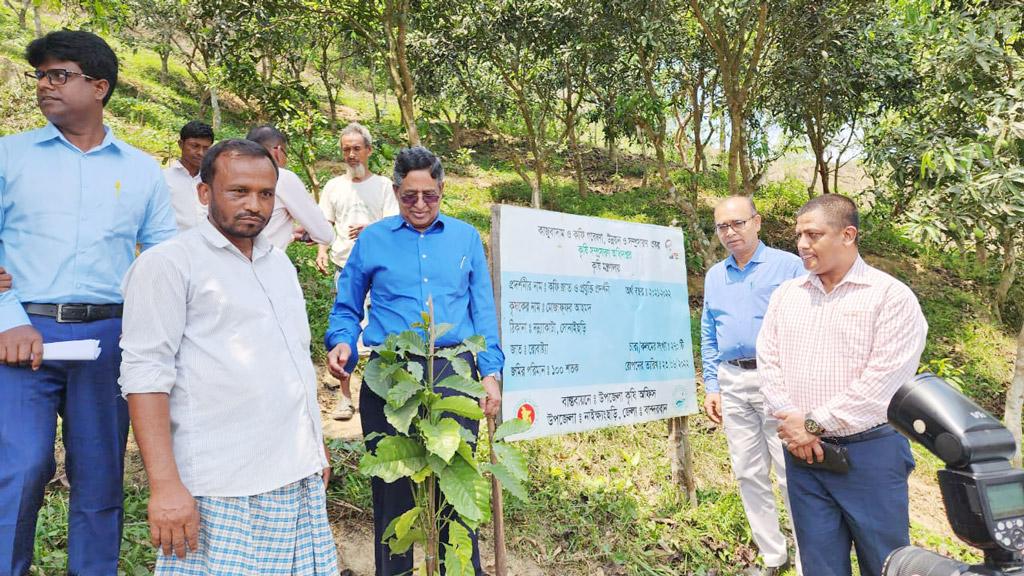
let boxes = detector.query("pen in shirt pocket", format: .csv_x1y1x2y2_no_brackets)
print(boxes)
460,256,467,269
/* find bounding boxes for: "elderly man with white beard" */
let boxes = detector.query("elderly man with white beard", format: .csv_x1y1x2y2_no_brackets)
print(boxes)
316,122,398,420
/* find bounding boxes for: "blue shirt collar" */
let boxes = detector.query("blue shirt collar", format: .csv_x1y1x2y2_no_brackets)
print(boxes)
390,212,448,233
32,122,127,154
725,241,766,270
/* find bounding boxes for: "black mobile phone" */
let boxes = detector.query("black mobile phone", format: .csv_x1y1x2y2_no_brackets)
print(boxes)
790,441,850,474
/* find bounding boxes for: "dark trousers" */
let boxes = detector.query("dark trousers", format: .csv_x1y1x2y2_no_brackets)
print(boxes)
361,351,485,576
786,426,915,576
0,316,128,576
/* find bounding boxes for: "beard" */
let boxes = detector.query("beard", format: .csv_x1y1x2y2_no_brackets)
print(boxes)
346,162,368,180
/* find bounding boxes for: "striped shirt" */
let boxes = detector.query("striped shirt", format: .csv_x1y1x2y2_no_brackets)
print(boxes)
757,257,928,437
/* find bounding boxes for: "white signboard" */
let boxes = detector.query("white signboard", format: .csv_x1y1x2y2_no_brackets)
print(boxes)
492,205,697,440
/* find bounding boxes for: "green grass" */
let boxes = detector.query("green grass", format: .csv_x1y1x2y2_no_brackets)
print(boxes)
33,483,154,576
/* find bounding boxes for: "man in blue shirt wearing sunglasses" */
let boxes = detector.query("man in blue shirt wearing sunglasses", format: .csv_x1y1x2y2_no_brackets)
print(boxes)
0,31,176,575
325,146,503,576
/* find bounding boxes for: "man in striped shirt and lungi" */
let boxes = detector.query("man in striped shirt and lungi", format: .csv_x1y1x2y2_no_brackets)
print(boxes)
757,194,928,576
118,139,338,575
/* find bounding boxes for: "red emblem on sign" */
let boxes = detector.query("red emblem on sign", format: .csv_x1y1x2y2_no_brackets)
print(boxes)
516,403,536,425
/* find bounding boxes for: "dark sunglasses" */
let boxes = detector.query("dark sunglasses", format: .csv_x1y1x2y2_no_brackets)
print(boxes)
25,68,98,85
399,191,441,206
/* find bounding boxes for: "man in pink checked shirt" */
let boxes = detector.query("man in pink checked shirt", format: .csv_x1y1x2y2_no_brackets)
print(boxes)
756,194,928,576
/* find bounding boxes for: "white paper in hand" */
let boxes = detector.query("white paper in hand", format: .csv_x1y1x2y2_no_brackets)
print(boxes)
43,339,102,361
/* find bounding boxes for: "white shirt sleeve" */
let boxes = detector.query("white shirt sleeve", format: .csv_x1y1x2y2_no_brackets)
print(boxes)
276,170,335,245
381,177,400,217
318,180,335,223
118,247,188,398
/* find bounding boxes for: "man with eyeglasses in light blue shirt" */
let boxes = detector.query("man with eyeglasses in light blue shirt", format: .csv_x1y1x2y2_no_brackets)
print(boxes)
0,30,176,575
325,146,502,576
700,196,805,576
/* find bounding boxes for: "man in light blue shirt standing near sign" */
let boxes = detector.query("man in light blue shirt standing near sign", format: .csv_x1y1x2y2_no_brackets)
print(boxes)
700,196,804,576
0,30,176,575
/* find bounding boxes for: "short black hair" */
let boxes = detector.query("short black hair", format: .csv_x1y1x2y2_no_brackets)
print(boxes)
797,193,860,231
26,30,118,105
245,124,288,149
392,146,444,188
200,139,278,185
180,120,214,142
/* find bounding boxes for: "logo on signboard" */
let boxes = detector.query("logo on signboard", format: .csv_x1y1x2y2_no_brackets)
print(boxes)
516,403,537,426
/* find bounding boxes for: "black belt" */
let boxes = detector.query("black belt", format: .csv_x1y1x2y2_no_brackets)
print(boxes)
824,424,894,445
726,358,757,370
24,303,123,323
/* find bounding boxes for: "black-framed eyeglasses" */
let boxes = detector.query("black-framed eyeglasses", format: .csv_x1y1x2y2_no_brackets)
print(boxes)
399,191,441,206
25,68,98,85
715,217,756,234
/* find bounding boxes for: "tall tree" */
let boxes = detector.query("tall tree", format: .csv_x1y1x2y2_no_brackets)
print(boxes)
765,0,914,196
303,0,422,145
865,1,1024,461
438,0,569,209
688,0,771,194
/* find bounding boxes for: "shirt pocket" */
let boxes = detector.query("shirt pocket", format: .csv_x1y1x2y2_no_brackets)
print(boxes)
436,252,471,297
98,186,144,242
836,310,875,367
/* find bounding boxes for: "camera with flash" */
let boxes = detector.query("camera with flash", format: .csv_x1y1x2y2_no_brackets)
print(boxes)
883,373,1024,575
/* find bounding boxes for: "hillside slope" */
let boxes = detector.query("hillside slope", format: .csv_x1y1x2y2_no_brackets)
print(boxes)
3,6,1019,575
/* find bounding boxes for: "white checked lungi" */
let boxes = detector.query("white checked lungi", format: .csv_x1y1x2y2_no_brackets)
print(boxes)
719,362,801,572
155,474,339,576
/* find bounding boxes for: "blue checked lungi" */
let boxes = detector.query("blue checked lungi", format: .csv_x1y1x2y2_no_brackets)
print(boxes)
155,474,339,575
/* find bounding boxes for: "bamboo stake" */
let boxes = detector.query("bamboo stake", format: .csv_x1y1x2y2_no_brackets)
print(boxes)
488,416,508,576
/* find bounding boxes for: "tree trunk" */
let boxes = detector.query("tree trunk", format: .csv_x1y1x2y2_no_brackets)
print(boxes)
561,64,586,197
33,2,42,37
727,103,744,195
672,105,692,168
317,43,339,131
568,115,586,197
804,113,829,197
15,0,29,29
159,52,170,83
832,155,841,194
383,0,420,146
668,417,698,505
993,242,1018,323
368,55,382,123
209,85,221,130
442,109,463,150
1005,318,1024,467
691,84,705,173
718,110,727,164
648,128,672,194
529,178,542,210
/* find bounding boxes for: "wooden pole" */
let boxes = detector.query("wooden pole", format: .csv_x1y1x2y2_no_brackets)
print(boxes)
669,415,698,505
488,416,508,576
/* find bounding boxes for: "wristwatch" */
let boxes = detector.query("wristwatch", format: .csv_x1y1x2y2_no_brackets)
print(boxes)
804,416,825,436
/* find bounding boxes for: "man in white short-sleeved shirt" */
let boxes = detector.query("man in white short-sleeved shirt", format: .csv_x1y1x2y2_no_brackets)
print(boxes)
163,120,212,231
316,122,398,421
